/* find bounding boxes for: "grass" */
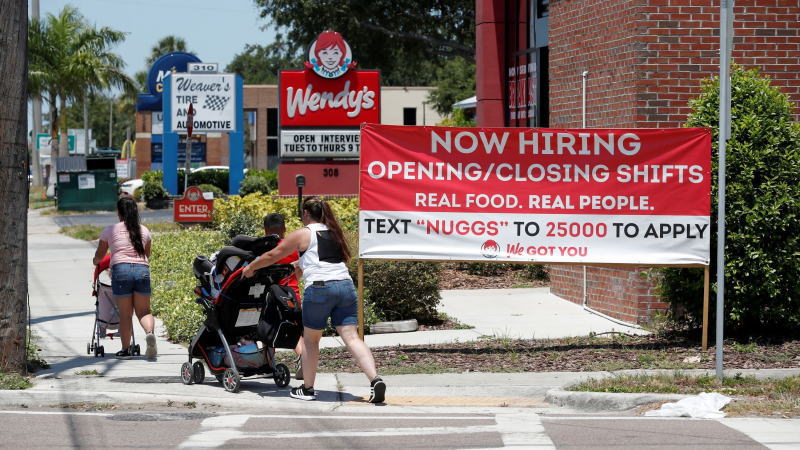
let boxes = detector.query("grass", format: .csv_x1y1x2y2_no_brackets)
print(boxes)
569,373,800,417
60,225,103,241
0,331,49,390
28,186,55,210
60,222,185,241
0,372,32,390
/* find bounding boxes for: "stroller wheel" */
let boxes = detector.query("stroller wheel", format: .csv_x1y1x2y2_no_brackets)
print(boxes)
192,362,205,384
180,362,195,385
273,363,290,388
222,368,240,393
87,343,91,355
133,344,141,356
215,373,224,384
98,346,105,357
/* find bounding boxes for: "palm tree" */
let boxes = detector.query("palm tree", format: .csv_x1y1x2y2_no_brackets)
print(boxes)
28,6,133,164
146,35,191,66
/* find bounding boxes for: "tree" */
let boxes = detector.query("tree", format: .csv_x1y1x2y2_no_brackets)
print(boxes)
253,0,474,86
0,0,29,374
145,35,191,66
427,56,475,115
660,67,800,336
64,92,134,151
28,6,132,162
226,41,303,84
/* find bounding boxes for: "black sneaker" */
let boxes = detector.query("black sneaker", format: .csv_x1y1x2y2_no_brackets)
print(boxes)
289,385,316,401
115,348,132,360
369,377,386,404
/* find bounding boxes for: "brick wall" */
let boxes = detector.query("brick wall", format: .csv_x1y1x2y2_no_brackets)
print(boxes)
546,0,799,323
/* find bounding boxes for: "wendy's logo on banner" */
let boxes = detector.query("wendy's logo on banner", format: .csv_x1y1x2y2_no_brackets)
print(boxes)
481,240,501,259
305,30,356,79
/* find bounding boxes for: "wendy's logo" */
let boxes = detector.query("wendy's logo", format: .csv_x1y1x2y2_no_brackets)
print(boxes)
481,240,500,259
305,30,356,79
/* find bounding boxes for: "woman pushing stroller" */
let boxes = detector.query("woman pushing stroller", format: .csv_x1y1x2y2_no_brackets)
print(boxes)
92,196,157,360
243,197,386,403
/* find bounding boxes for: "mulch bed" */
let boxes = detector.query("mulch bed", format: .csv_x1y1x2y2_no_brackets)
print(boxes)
314,334,800,374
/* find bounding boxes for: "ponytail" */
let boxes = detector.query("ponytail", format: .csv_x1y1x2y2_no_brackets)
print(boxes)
117,197,145,256
303,197,351,263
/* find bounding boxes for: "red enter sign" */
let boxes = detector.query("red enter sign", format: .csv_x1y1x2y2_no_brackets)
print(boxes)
173,186,214,222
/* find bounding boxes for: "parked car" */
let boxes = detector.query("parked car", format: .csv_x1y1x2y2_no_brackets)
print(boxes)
191,165,248,174
119,178,144,197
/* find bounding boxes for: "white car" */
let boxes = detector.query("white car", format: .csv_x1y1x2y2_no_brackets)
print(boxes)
191,165,248,174
119,178,144,196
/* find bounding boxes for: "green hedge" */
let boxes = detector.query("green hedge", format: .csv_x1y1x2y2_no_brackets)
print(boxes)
660,67,800,335
142,169,277,195
150,230,227,342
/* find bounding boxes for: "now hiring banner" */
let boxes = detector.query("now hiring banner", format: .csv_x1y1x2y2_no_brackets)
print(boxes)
358,124,711,265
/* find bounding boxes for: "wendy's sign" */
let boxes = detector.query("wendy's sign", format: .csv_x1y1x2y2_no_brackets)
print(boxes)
279,31,380,127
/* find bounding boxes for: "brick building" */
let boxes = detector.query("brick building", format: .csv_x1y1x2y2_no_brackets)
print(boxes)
476,0,800,323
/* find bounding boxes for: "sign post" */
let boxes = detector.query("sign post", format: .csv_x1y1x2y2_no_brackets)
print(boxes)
184,103,194,193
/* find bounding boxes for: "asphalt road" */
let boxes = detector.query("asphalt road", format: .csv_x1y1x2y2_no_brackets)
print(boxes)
0,407,774,449
52,209,174,227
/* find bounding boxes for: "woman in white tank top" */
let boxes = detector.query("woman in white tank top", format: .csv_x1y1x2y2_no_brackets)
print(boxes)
243,197,386,403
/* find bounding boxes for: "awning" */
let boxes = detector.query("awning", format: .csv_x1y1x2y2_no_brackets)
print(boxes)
452,95,477,109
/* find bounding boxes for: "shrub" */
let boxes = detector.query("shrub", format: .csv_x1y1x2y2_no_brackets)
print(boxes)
218,207,262,238
149,230,227,342
245,169,278,191
238,176,273,196
456,262,510,277
189,170,228,193
196,183,224,198
358,260,442,324
660,67,800,335
142,181,168,201
142,170,162,184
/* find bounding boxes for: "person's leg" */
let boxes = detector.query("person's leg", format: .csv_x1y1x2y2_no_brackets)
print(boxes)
133,292,156,358
132,293,154,333
300,328,322,388
116,296,133,352
294,336,304,380
335,325,378,380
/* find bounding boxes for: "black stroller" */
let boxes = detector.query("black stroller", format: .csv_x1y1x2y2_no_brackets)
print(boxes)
180,235,303,393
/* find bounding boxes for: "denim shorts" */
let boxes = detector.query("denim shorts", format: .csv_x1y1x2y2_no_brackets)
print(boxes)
111,263,151,298
302,279,357,330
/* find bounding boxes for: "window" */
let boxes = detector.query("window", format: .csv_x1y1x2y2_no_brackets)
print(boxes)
403,107,417,126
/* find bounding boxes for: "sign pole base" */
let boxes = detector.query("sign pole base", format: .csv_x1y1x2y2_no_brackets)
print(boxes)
702,265,710,350
358,259,365,340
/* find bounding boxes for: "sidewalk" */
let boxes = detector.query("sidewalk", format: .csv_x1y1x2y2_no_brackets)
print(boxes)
17,209,800,415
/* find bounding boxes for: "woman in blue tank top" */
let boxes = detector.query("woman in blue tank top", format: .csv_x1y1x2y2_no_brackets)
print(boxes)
243,197,386,403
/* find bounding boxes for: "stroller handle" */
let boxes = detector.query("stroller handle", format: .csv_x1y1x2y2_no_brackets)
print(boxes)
214,263,295,304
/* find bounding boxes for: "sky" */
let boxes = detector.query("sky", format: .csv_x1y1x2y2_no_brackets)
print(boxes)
31,0,277,79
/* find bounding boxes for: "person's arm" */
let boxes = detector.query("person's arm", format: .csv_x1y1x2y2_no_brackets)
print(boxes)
93,240,109,266
242,229,306,278
145,239,151,258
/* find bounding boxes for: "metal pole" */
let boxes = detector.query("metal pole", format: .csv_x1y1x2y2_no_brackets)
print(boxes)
716,0,734,380
108,97,113,149
83,89,90,154
184,136,191,193
357,259,365,340
581,71,588,128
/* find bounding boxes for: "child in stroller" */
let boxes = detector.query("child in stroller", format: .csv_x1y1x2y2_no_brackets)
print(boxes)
87,255,139,357
180,234,303,393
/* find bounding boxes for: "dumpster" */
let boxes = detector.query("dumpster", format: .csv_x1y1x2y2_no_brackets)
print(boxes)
56,156,118,211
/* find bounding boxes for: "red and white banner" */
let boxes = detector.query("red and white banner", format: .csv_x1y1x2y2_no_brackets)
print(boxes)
359,124,712,265
279,70,380,127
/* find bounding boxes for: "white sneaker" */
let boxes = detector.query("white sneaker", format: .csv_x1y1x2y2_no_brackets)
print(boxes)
145,332,157,359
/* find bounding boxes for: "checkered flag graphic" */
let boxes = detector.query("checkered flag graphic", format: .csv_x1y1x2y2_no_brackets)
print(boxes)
203,95,229,111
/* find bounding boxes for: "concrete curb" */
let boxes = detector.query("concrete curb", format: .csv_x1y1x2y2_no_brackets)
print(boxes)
545,388,690,411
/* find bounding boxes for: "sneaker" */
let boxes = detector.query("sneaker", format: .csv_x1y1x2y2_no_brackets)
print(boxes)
369,377,386,404
115,348,132,360
289,385,316,401
295,357,303,380
145,332,157,359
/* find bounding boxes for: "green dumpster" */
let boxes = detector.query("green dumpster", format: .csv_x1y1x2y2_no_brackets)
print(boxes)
56,156,118,211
